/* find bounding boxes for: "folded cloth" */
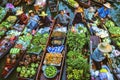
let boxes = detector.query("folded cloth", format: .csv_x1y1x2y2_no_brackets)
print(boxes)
47,45,64,53
38,27,50,34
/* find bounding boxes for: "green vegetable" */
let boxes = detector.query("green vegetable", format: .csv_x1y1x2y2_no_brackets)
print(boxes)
16,67,21,72
31,63,36,68
67,30,89,53
10,48,20,55
44,66,57,78
105,20,115,28
66,51,90,80
31,70,36,75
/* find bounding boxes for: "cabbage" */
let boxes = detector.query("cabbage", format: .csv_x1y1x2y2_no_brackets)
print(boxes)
27,70,31,75
16,67,21,72
31,63,36,68
35,63,39,68
31,70,36,75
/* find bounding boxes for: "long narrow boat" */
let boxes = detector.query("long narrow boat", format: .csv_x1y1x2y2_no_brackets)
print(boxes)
1,50,26,79
0,36,18,60
36,21,67,80
0,19,19,59
0,15,18,40
47,0,59,16
1,33,32,79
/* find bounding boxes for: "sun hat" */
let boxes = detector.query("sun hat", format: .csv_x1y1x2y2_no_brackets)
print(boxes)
29,10,34,14
16,10,23,15
103,2,111,8
75,6,84,13
39,11,48,16
89,7,95,12
98,42,112,53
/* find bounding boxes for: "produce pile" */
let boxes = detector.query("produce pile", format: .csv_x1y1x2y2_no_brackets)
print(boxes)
112,37,120,47
17,33,33,50
52,31,66,37
44,53,63,66
65,0,79,7
0,16,17,29
0,37,11,55
43,65,57,78
110,53,120,79
105,20,120,47
66,51,90,80
51,37,65,46
0,28,6,38
66,25,90,80
67,27,89,52
17,54,41,78
6,16,17,23
0,31,18,58
10,48,20,55
0,7,6,22
27,33,49,54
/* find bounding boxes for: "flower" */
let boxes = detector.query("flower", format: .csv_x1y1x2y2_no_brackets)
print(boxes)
6,3,14,9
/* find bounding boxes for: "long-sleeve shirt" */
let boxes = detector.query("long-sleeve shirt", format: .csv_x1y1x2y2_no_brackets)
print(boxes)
84,9,94,21
40,16,52,27
54,14,72,26
27,15,40,30
97,7,110,18
72,13,83,25
18,13,28,25
91,48,105,62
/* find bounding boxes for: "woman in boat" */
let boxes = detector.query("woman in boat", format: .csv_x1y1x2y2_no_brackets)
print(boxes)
84,7,96,35
16,8,28,25
54,10,72,27
85,7,96,23
27,10,40,35
72,5,85,31
94,2,111,22
38,11,52,33
91,42,112,70
39,11,52,28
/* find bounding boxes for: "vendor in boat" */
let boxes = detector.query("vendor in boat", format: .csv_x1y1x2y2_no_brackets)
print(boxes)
27,10,40,35
16,8,28,25
72,5,86,28
94,2,111,22
91,42,112,70
39,11,52,28
85,7,96,23
54,10,72,27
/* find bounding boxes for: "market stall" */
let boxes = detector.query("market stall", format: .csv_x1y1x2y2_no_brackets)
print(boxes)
0,0,120,80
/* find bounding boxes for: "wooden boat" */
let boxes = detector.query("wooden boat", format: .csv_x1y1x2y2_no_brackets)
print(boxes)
1,49,26,79
17,53,42,80
36,22,67,80
47,0,59,15
0,15,18,40
0,36,18,60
